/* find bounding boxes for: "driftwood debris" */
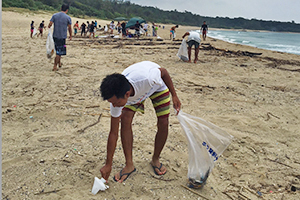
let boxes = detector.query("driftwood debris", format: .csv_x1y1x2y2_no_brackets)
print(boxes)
77,114,102,133
200,44,262,57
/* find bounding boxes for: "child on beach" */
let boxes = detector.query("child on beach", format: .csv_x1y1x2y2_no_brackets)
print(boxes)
170,25,178,40
201,21,208,41
30,21,34,38
73,21,79,36
99,61,181,183
37,20,46,37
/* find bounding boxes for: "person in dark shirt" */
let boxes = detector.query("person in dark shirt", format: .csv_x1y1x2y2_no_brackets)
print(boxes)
89,21,95,38
134,21,142,39
121,21,127,37
37,20,46,37
81,22,87,37
201,21,208,41
30,21,34,38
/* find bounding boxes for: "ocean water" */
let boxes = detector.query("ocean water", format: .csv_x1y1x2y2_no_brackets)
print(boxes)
204,30,300,55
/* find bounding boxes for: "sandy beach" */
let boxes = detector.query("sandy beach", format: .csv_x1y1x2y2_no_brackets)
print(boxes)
2,10,300,200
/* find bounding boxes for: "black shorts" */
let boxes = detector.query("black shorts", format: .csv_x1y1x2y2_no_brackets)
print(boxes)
187,40,200,49
53,37,66,56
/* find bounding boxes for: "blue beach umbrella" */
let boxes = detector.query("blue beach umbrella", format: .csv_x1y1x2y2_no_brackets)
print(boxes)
125,17,146,29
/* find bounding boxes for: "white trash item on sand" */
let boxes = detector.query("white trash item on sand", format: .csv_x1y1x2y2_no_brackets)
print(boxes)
91,177,109,194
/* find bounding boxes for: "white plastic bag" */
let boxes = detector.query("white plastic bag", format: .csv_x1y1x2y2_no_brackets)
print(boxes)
91,177,109,194
139,27,145,35
33,28,37,37
177,111,233,188
177,39,189,62
46,28,55,59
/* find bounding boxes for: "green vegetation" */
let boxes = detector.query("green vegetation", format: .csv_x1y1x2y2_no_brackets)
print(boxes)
3,0,300,32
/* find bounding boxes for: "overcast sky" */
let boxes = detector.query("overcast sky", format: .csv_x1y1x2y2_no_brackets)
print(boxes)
129,0,300,23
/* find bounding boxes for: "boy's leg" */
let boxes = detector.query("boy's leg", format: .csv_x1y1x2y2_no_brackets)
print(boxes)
194,43,200,63
188,47,192,63
152,116,168,175
53,55,60,71
114,109,136,182
150,89,170,175
194,47,199,63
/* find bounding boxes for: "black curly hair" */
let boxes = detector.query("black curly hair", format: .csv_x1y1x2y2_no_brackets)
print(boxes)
100,73,131,100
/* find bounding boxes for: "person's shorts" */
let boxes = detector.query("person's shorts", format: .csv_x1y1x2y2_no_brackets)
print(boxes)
123,89,170,118
74,29,77,34
135,29,140,36
170,30,174,35
202,30,207,35
31,29,34,33
39,28,43,33
53,37,66,56
187,40,200,49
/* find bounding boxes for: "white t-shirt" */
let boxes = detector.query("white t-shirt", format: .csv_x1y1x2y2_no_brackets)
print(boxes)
187,31,201,43
144,24,148,29
110,61,167,118
110,22,115,29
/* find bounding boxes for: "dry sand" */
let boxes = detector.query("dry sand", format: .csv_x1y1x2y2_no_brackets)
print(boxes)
2,10,300,200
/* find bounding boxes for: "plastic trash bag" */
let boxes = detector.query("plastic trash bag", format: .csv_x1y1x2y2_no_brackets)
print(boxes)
46,28,55,59
177,39,189,62
177,111,233,188
33,28,37,37
139,27,145,35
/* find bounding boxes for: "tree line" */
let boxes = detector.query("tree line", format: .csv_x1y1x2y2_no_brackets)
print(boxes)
3,0,300,32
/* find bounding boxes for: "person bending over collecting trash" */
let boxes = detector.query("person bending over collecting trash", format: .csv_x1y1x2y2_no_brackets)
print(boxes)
100,61,181,183
182,31,201,63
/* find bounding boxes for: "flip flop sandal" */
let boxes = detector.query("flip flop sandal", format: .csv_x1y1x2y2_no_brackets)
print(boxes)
152,163,167,176
113,168,136,182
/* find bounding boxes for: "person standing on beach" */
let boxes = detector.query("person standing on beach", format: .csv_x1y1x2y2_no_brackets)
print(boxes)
89,21,95,38
152,22,157,36
30,21,34,38
143,22,148,36
201,21,208,41
170,25,178,40
182,31,201,63
99,61,181,183
73,21,79,36
110,21,115,34
48,4,72,71
134,21,142,39
81,22,86,37
121,21,127,38
37,20,46,37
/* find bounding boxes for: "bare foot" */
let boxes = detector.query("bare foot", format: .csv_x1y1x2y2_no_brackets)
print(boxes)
52,67,58,71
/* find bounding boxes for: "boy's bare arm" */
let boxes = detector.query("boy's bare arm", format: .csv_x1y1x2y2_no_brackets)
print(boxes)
100,116,120,181
159,68,181,113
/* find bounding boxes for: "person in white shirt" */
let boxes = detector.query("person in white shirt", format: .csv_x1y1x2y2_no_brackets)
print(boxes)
143,23,148,36
182,31,201,63
109,21,115,34
99,61,181,183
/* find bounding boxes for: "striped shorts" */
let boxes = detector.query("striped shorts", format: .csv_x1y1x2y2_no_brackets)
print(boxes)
124,89,170,118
